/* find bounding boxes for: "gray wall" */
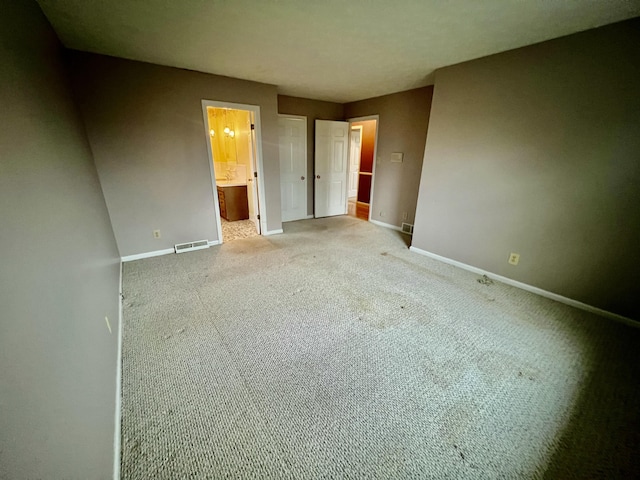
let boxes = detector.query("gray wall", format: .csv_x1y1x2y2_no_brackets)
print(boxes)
69,53,282,256
277,95,344,217
344,87,434,227
413,19,640,319
0,1,121,478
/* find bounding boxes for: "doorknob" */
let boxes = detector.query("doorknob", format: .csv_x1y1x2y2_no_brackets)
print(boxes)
316,175,321,179
301,176,305,180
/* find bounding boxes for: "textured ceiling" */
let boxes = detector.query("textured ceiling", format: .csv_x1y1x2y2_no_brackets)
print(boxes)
37,0,640,103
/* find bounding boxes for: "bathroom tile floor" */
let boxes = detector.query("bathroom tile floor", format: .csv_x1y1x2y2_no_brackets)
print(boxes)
220,218,258,242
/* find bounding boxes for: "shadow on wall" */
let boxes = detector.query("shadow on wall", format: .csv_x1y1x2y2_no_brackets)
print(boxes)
542,316,640,477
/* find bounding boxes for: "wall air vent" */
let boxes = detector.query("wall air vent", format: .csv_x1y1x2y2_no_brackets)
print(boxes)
401,223,414,235
175,240,210,254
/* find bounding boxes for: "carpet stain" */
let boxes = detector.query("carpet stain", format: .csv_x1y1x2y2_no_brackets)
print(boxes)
454,445,466,461
476,351,541,382
351,294,407,330
421,361,464,389
383,251,454,285
439,402,476,440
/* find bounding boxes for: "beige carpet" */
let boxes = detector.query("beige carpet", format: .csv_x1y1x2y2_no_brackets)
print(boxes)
121,216,639,478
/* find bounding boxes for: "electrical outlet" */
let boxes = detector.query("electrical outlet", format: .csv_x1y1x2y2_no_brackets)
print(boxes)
153,230,161,239
402,212,408,221
508,252,520,265
380,211,385,217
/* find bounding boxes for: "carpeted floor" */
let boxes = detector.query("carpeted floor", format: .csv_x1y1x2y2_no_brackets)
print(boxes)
121,216,640,479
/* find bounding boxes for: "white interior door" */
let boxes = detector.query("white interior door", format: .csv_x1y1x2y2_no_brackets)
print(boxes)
348,126,362,198
247,112,261,234
315,120,349,218
278,116,307,222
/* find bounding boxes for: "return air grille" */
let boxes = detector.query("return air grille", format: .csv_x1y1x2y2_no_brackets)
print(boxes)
401,223,414,235
175,240,210,254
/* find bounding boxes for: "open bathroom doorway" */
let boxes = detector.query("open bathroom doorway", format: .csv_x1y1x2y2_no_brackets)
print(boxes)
202,101,266,243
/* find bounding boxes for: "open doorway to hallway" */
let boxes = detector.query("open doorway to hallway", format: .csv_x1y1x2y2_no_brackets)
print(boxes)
347,117,378,221
202,101,266,243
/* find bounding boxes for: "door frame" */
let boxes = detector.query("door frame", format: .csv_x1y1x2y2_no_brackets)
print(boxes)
201,100,268,243
347,115,379,221
348,124,363,200
277,114,308,222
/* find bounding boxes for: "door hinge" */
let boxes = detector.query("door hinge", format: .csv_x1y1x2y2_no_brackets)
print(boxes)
254,171,258,178
251,124,255,130
257,214,260,220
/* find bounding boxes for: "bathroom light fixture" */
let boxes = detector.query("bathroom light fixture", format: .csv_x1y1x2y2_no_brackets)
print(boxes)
223,109,236,138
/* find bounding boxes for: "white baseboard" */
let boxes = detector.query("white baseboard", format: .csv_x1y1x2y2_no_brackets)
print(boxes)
121,248,174,262
122,241,222,260
113,261,123,480
409,246,637,328
263,228,284,236
305,215,314,219
370,219,403,233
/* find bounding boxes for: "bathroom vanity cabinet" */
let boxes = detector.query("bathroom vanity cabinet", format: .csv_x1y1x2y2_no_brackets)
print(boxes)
217,185,249,221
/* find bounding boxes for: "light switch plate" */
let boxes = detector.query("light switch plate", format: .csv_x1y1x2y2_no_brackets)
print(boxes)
390,152,404,163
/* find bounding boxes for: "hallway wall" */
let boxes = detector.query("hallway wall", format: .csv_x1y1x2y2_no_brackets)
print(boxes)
344,87,434,227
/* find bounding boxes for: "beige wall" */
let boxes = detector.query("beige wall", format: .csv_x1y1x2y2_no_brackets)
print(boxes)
69,52,282,256
0,1,121,478
344,87,434,227
278,95,344,216
413,19,640,319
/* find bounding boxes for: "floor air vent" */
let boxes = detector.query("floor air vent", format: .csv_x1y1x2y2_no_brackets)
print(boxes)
175,240,210,254
401,223,414,235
